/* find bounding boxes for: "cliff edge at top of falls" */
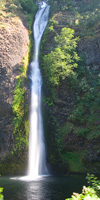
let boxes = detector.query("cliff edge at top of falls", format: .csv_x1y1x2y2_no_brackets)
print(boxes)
0,6,29,164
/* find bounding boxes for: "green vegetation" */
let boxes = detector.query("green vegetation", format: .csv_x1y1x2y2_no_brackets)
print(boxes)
73,0,100,37
86,174,100,196
66,174,100,200
66,186,99,200
48,0,74,15
43,27,79,86
12,58,29,153
61,152,84,172
0,0,37,14
0,188,3,200
67,59,100,139
20,0,36,13
41,0,100,173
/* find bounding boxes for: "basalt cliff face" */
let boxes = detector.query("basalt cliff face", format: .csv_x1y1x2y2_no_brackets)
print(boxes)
0,14,29,169
42,0,100,173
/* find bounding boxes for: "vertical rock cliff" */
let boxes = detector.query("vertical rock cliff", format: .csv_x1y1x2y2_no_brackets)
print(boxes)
0,14,29,171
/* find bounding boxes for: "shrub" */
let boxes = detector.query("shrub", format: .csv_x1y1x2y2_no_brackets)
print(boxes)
20,0,37,13
0,188,4,200
66,174,100,200
43,27,79,86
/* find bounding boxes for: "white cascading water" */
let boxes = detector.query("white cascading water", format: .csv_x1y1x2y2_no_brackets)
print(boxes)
27,2,50,180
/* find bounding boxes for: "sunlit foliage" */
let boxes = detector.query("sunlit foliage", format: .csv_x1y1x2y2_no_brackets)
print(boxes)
43,27,79,86
0,188,3,200
66,174,100,200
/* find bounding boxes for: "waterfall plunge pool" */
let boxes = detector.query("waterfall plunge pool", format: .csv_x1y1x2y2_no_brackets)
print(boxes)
0,175,86,200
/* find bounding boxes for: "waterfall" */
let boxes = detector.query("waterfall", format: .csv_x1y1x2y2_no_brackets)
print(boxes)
27,3,50,180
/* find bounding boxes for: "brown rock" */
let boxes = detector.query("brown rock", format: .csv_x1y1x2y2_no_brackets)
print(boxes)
0,16,29,160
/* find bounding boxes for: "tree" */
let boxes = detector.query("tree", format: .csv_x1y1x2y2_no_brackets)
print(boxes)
43,27,79,86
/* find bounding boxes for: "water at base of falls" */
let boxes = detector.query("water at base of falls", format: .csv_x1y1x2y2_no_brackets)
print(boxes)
3,175,87,200
26,3,50,180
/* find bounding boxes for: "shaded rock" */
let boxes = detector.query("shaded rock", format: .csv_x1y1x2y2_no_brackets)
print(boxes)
78,37,100,70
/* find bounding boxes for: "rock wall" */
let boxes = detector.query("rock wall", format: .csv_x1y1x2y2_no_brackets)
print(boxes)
78,37,100,69
0,16,29,161
42,0,100,173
